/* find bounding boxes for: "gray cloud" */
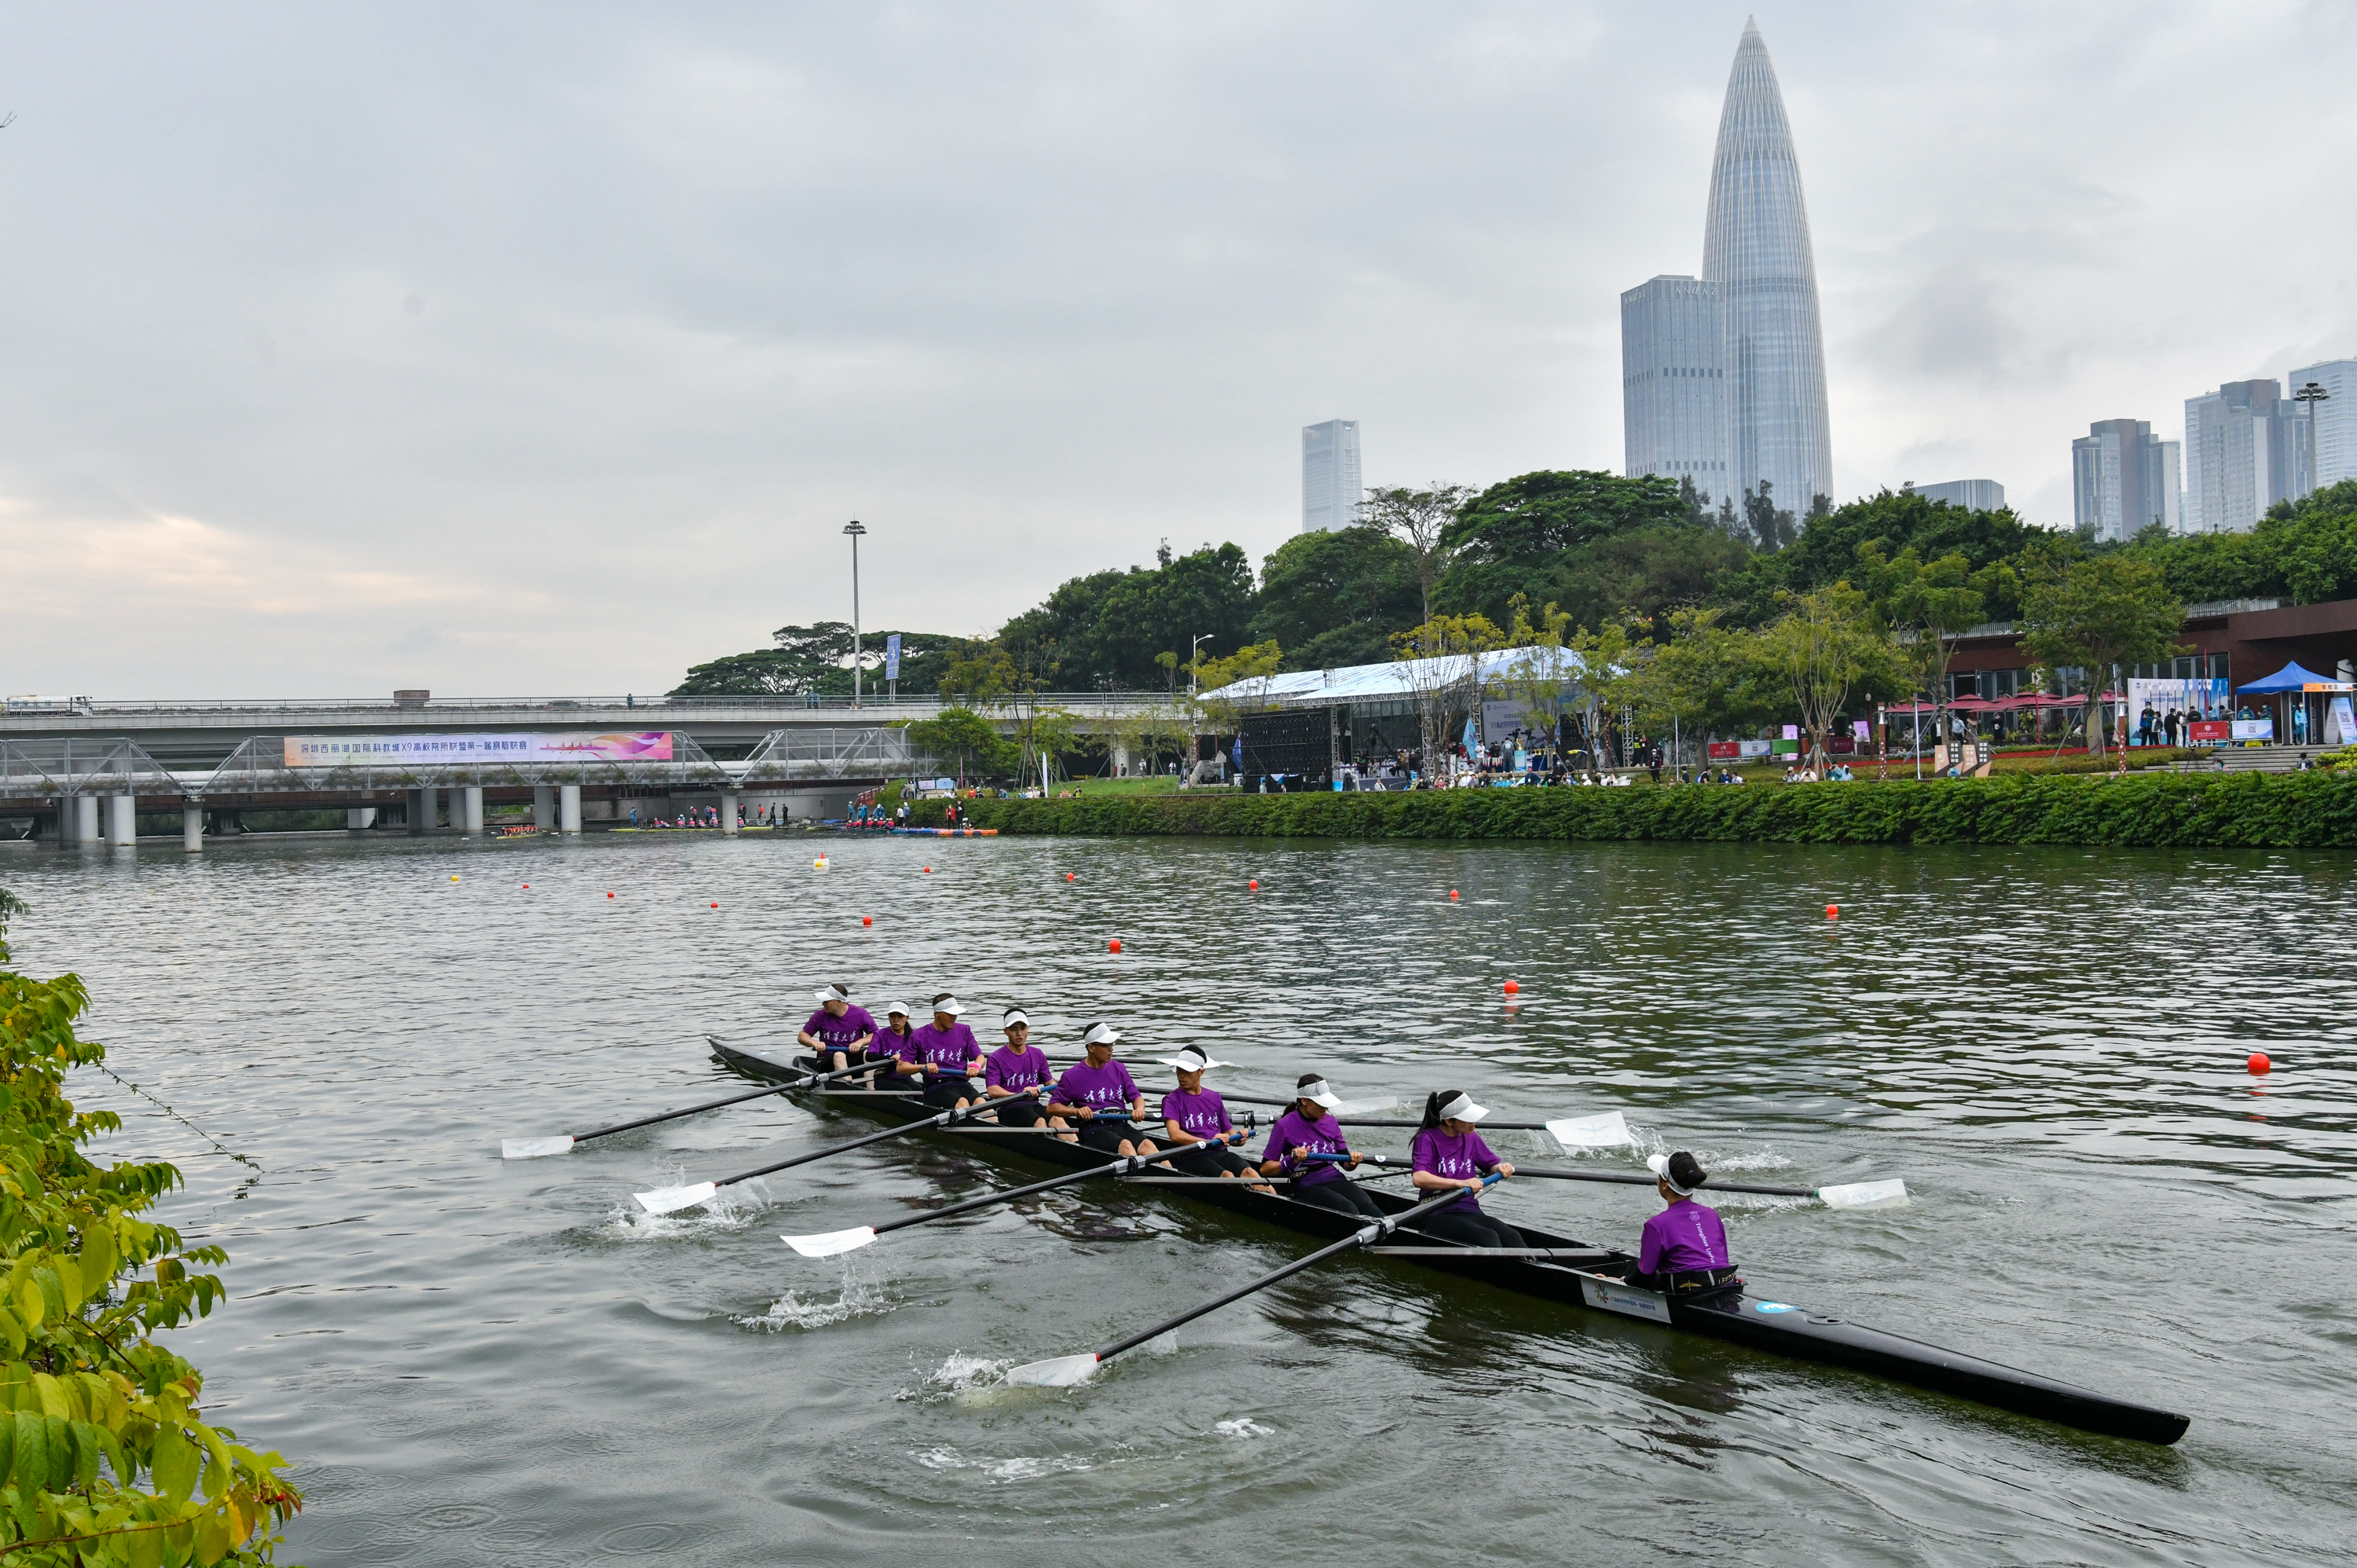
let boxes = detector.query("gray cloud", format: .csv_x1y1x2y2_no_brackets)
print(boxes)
2,2,2352,695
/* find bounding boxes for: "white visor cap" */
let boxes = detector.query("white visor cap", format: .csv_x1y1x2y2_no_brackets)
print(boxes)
1298,1079,1343,1108
1439,1093,1490,1123
815,984,851,1003
1003,1009,1031,1028
1646,1152,1695,1196
1080,1021,1122,1048
930,996,966,1017
1157,1049,1230,1073
882,1003,911,1020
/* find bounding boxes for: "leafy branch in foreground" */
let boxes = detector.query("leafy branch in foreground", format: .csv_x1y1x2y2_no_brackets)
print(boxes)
0,890,300,1567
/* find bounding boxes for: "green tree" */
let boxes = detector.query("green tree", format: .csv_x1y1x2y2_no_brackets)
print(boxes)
1860,544,1989,743
1631,606,1781,756
1437,471,1687,625
1760,582,1902,768
1362,484,1474,625
901,708,1017,782
2018,555,2186,760
0,888,303,1566
1251,527,1421,671
1391,614,1505,774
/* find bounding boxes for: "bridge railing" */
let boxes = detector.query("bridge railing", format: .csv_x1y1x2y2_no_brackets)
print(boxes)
0,739,185,801
57,692,1161,714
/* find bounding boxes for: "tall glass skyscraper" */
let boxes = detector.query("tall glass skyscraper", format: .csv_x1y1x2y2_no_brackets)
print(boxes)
1621,276,1728,492
1700,19,1832,517
1300,419,1362,533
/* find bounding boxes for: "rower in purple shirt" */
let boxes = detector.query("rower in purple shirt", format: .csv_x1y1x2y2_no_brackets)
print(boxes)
1407,1089,1521,1248
1155,1048,1268,1189
1628,1150,1737,1295
866,1003,920,1093
797,984,876,1075
982,1006,1065,1134
1259,1074,1385,1219
895,993,986,1110
1046,1022,1159,1158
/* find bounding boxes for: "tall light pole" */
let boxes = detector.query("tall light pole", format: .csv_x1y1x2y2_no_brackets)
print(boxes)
2293,381,2330,506
1189,633,1214,695
842,520,867,706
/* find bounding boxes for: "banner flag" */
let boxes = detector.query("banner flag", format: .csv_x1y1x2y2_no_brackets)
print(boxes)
885,634,902,682
283,732,676,768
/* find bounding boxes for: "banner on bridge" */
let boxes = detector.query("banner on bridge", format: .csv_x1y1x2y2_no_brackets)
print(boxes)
283,731,677,767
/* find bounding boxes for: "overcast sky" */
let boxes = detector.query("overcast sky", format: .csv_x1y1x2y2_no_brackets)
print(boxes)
4,2,2353,697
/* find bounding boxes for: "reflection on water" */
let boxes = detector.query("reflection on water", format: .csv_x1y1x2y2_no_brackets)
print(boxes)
1,831,2350,1566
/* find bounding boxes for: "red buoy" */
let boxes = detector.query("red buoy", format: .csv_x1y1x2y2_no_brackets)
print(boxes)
2249,1052,2271,1075
1502,980,1519,995
522,884,530,889
710,902,718,909
1827,903,1838,919
1248,879,1259,891
1066,872,1076,881
923,866,933,873
607,892,615,899
862,915,873,927
1109,938,1122,953
1449,889,1460,901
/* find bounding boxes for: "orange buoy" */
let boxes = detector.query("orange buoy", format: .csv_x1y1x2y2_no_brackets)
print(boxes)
1108,938,1122,953
1502,980,1519,995
1826,903,1838,919
2249,1052,2271,1075
862,915,873,927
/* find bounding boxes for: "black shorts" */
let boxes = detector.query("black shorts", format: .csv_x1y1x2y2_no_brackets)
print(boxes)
1290,1177,1386,1218
1073,1119,1145,1156
1626,1265,1739,1294
863,1053,920,1092
1170,1142,1252,1178
1410,1208,1525,1250
988,1096,1048,1128
919,1074,975,1110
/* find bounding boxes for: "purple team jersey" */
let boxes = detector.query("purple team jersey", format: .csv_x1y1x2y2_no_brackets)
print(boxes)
909,1020,981,1075
1411,1126,1503,1213
1160,1087,1233,1142
869,1024,918,1063
1262,1108,1349,1186
802,1006,877,1054
985,1044,1054,1094
1638,1201,1730,1276
1053,1058,1140,1115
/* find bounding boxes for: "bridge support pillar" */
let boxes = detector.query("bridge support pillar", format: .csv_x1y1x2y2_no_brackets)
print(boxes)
559,784,582,835
720,790,739,835
533,786,555,834
183,800,203,852
346,808,376,830
461,786,484,834
408,787,438,834
72,796,100,843
104,794,136,845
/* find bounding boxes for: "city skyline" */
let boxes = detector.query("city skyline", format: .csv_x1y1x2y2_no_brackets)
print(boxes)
2,6,2355,694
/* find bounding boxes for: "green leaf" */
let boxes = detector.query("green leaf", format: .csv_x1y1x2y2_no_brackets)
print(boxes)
79,1222,118,1288
152,1423,199,1504
44,1414,71,1492
13,1409,46,1496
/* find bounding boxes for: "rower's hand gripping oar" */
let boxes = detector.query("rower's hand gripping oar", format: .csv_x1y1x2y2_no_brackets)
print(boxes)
1003,1178,1497,1389
635,1101,995,1214
502,1054,881,1160
782,1139,1207,1256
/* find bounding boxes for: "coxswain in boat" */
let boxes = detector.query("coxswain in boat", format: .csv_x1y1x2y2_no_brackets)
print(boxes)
983,1007,1063,1132
1046,1022,1158,1157
867,1002,920,1092
899,994,986,1110
1259,1075,1385,1218
1628,1151,1737,1295
1155,1049,1269,1189
797,984,875,1075
1406,1090,1520,1247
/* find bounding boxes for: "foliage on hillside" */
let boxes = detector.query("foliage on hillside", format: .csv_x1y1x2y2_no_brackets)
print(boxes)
0,888,299,1566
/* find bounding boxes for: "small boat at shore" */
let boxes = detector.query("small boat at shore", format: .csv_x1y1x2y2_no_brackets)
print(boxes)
713,1039,2190,1445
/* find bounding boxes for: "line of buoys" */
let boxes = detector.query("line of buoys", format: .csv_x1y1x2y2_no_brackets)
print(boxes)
1108,938,1122,953
2249,1052,2271,1075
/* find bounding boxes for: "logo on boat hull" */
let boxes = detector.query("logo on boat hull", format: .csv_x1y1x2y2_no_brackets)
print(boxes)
1574,1273,1673,1324
1754,1302,1799,1313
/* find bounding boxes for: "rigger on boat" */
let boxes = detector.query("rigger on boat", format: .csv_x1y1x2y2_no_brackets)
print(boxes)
707,1031,2190,1445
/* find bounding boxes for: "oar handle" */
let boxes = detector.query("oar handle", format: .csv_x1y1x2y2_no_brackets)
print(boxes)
873,1142,1194,1236
574,1055,872,1143
1094,1181,1486,1364
1512,1165,1818,1198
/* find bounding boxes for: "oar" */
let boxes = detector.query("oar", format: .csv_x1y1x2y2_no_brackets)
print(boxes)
1003,1179,1492,1387
501,1056,882,1160
634,1099,1004,1214
780,1132,1254,1256
1475,1162,1907,1209
1160,1089,1398,1116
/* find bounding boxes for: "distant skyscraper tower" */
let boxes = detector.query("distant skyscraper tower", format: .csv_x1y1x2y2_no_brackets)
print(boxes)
1702,19,1833,518
1621,277,1728,496
2071,421,2178,541
1301,419,1362,533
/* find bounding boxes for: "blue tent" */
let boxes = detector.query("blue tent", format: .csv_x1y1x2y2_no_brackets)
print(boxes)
2237,661,2348,694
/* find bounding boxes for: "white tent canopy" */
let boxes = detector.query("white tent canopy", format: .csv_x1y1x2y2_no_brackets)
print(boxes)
1199,647,1585,712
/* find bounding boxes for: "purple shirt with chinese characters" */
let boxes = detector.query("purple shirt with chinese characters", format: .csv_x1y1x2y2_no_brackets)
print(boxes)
1262,1108,1349,1186
909,1020,982,1075
985,1044,1054,1094
802,1006,876,1054
1160,1088,1233,1143
1052,1058,1141,1116
869,1024,918,1063
1410,1126,1503,1214
1638,1200,1730,1276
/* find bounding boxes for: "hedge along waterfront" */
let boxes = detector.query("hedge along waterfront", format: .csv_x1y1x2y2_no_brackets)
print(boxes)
909,771,2357,849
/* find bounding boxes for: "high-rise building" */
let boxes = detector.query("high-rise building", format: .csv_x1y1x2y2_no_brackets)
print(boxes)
1915,479,2006,511
2183,381,2304,533
2287,359,2356,493
1620,277,1728,493
1300,419,1362,533
1703,19,1833,518
2071,421,2178,541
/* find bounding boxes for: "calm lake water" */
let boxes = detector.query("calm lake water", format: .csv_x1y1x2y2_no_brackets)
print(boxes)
2,830,2351,1567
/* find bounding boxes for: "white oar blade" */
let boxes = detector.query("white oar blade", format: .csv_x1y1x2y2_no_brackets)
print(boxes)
1546,1112,1634,1149
1817,1179,1908,1211
1332,1097,1396,1116
1003,1353,1102,1388
632,1181,720,1216
783,1226,878,1258
501,1136,576,1160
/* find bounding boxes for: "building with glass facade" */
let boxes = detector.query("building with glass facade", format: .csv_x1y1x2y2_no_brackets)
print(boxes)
1300,419,1362,533
1915,478,2006,511
2287,359,2355,492
2071,420,2179,540
1701,20,1833,518
2183,381,2303,533
1620,276,1728,493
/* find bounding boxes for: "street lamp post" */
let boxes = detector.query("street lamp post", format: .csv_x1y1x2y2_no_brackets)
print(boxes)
842,521,868,706
2293,381,2330,507
1189,634,1214,695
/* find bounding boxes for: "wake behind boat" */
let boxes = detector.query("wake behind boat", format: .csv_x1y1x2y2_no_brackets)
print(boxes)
710,1038,2190,1445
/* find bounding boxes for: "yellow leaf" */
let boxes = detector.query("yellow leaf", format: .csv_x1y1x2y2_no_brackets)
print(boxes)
29,1372,67,1421
192,1506,230,1566
52,1256,82,1313
14,1277,41,1329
